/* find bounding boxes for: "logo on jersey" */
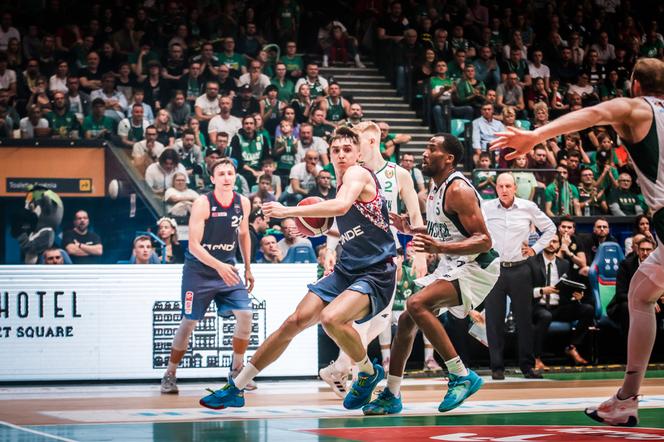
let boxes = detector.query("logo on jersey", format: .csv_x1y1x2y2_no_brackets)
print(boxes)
385,168,394,179
184,291,194,314
202,242,236,252
427,220,451,240
340,225,365,244
211,211,228,217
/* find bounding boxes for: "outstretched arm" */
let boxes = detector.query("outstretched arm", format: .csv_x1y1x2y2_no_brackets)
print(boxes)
490,97,644,160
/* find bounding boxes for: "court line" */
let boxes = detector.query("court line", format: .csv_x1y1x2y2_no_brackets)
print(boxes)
0,420,79,442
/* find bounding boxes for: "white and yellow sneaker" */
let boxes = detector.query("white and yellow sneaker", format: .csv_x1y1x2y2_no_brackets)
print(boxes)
585,393,639,427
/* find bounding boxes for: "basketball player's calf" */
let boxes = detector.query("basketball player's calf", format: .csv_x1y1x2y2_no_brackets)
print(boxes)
364,280,483,415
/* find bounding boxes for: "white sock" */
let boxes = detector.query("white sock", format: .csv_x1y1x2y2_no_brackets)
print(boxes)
233,362,259,390
424,346,434,361
357,355,375,375
381,348,390,360
387,374,402,396
445,356,469,377
232,352,244,370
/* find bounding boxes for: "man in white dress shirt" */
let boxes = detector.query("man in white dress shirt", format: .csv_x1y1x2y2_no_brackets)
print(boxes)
482,173,556,380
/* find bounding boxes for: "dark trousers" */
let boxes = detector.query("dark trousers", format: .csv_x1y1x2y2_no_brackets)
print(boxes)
485,264,534,373
532,301,595,357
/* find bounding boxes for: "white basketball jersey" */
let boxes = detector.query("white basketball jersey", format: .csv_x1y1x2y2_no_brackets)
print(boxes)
426,171,485,270
623,96,664,213
375,161,401,245
375,161,399,213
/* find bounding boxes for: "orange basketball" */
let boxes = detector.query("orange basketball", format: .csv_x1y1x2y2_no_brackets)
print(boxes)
295,196,333,237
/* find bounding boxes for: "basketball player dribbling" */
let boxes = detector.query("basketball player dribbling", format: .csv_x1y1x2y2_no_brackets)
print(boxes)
491,58,664,426
319,121,432,399
199,126,397,411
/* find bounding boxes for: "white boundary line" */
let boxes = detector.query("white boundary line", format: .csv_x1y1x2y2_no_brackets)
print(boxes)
0,420,79,442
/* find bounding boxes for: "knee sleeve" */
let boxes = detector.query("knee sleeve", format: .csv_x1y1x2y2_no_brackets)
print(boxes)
233,310,253,340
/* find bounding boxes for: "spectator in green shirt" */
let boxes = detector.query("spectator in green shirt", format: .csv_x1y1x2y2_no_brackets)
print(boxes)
46,91,81,138
609,173,647,216
271,62,295,102
453,64,487,113
545,166,581,216
82,98,114,139
279,41,304,79
218,37,247,78
430,60,454,132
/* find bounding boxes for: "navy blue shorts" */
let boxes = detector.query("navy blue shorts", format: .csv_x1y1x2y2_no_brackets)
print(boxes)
308,260,397,324
181,261,251,321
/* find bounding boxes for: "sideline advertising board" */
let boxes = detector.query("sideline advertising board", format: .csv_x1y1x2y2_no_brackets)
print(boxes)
0,264,318,381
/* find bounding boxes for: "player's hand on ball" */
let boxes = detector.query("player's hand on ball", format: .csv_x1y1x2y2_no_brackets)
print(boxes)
245,268,255,292
413,234,444,254
262,201,288,219
216,262,241,286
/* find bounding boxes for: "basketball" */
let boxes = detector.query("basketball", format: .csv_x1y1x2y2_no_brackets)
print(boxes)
295,196,333,237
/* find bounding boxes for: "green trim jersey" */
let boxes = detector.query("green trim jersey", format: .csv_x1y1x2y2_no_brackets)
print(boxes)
622,96,664,217
417,170,500,318
425,171,497,269
375,161,400,245
325,97,345,122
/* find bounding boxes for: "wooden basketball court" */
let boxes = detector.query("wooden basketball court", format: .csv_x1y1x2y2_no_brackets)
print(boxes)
1,371,663,441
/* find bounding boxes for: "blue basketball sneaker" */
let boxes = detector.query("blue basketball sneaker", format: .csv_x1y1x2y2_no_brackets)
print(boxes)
362,387,403,415
438,369,484,412
199,377,245,410
343,361,384,410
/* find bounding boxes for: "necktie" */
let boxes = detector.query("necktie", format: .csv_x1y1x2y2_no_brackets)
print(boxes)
546,262,552,286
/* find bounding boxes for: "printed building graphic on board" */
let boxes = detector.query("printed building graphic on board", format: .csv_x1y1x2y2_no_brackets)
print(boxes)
152,298,267,369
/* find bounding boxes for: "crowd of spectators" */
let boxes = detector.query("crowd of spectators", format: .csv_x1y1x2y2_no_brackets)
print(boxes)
371,0,662,218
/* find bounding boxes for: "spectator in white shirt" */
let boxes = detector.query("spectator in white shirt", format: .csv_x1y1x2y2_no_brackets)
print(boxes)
238,59,271,99
295,122,329,164
118,103,150,148
280,149,322,206
208,94,241,143
132,125,165,175
164,171,199,216
0,13,20,52
482,173,556,380
527,49,550,91
0,53,16,97
277,217,312,257
90,72,128,123
194,81,221,123
145,148,189,194
472,102,505,166
591,32,616,65
20,104,49,138
48,60,69,94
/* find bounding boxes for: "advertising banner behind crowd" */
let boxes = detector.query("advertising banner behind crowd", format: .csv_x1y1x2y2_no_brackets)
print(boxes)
0,264,318,381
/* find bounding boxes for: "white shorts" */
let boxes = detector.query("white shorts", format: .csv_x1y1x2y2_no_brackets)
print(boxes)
639,246,664,289
415,256,500,319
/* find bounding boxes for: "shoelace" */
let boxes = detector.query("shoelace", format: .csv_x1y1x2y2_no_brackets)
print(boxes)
205,383,235,396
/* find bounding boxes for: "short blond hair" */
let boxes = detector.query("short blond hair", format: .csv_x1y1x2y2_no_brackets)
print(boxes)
632,58,664,96
353,120,381,140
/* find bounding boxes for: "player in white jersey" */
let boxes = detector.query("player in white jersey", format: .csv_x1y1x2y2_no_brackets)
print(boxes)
490,58,664,427
319,121,428,398
363,133,500,416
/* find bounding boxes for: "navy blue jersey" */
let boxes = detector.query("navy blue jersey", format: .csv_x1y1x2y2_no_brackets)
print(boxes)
336,169,396,271
185,192,244,267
